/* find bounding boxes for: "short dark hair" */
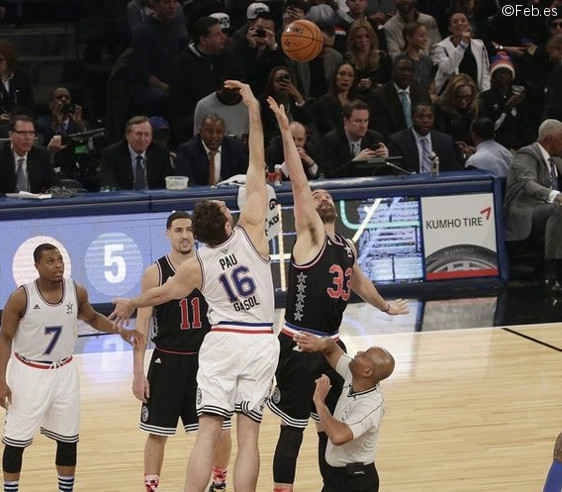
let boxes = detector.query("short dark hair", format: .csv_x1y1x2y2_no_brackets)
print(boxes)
471,117,495,140
192,16,220,44
10,114,34,131
192,201,229,246
343,99,370,119
126,115,150,133
34,243,58,263
166,211,191,229
285,0,308,12
412,103,434,116
393,53,415,70
201,114,226,129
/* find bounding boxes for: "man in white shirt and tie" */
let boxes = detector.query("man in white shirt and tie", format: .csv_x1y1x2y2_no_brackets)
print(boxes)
0,114,53,194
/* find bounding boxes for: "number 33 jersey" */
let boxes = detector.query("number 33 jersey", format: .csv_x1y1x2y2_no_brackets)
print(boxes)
285,234,356,336
14,279,78,361
196,226,275,329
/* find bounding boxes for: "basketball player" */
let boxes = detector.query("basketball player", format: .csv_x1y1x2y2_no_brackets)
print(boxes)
266,98,409,492
132,211,232,492
0,243,142,492
111,80,279,492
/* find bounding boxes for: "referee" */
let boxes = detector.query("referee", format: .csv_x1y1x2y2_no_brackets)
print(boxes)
295,332,395,492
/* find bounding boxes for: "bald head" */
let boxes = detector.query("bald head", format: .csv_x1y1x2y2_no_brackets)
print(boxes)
350,345,395,385
290,121,307,148
368,346,395,382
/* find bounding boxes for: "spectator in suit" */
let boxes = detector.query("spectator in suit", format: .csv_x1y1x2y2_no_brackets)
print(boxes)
130,0,188,115
169,16,229,143
345,18,391,98
544,33,562,122
503,119,562,294
388,103,460,173
431,11,491,94
320,99,388,177
383,0,441,59
369,54,430,139
0,115,54,194
465,117,511,177
175,114,248,186
266,121,321,180
101,115,172,190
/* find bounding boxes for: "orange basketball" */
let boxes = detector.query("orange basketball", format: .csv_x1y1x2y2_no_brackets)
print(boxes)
281,19,324,63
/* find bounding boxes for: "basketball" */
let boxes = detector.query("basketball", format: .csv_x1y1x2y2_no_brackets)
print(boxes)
281,19,324,63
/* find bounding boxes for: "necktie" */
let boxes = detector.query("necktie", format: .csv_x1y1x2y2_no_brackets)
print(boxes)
420,137,432,173
135,154,146,190
549,158,559,191
208,150,217,185
398,90,413,129
16,158,28,192
350,141,360,157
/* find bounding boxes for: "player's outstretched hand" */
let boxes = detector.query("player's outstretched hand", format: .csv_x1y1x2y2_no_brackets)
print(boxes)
386,298,409,315
119,327,145,347
109,298,135,327
294,332,326,352
267,96,290,131
224,80,258,108
132,374,150,403
0,382,12,409
313,374,332,403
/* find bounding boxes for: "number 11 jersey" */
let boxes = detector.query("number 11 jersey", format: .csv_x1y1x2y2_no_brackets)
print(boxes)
285,234,356,336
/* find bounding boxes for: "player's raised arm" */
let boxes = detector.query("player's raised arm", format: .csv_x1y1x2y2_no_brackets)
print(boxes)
225,81,268,234
267,97,324,239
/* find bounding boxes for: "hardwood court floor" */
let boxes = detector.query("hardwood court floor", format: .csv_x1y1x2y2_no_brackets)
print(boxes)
5,321,561,491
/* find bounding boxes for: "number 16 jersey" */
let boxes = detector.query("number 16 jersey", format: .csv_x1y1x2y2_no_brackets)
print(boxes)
285,234,355,336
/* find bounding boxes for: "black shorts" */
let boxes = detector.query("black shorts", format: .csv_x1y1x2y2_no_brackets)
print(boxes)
321,462,379,492
267,333,346,428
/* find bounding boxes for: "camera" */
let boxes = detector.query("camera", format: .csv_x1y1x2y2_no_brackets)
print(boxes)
255,28,266,37
61,103,76,115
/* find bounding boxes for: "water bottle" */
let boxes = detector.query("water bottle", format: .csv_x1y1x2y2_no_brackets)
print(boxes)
430,152,440,176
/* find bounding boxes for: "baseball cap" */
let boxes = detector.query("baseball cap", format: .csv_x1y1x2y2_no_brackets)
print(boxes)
210,12,231,32
247,2,270,20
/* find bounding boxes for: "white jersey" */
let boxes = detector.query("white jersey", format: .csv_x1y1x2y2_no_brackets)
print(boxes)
196,226,274,332
13,279,78,361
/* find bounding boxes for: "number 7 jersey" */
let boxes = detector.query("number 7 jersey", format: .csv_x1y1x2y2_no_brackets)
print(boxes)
14,279,78,361
196,226,275,331
285,234,355,336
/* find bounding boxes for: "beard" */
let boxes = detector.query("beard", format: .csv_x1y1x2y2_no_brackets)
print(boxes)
317,202,337,223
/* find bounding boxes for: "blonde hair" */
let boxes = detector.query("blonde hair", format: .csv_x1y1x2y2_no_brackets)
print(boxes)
438,73,479,115
346,19,381,71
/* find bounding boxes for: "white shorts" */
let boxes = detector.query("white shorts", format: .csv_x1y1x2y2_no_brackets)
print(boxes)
197,331,280,423
2,355,80,448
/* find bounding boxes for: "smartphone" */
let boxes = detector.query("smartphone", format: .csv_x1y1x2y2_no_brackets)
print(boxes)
255,28,266,38
512,85,525,95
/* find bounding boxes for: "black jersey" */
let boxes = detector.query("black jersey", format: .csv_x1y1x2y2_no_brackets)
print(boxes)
152,255,210,352
284,234,355,336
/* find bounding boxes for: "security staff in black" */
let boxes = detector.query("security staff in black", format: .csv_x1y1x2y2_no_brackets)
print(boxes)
266,91,409,492
131,211,232,492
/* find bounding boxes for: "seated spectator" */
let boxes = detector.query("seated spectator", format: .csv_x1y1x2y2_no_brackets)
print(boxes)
504,119,562,294
334,0,372,54
0,41,34,136
130,0,188,115
209,11,234,49
169,16,229,143
312,61,358,136
402,21,435,100
345,18,391,97
434,73,478,161
431,10,491,94
465,117,511,177
175,114,248,186
383,0,441,59
266,121,321,180
127,0,187,41
544,33,562,122
0,115,54,194
280,0,308,33
260,66,312,145
369,54,430,138
290,22,343,100
388,103,460,173
478,53,533,150
320,99,388,177
101,115,172,190
149,116,175,168
230,12,285,96
193,77,249,140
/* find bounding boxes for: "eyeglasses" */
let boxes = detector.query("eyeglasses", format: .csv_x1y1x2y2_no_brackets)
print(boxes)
12,130,36,136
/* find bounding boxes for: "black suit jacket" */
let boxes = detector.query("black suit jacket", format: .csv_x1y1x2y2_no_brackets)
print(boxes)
101,140,172,190
369,81,430,138
320,128,385,178
0,143,54,194
175,136,248,186
388,129,461,173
